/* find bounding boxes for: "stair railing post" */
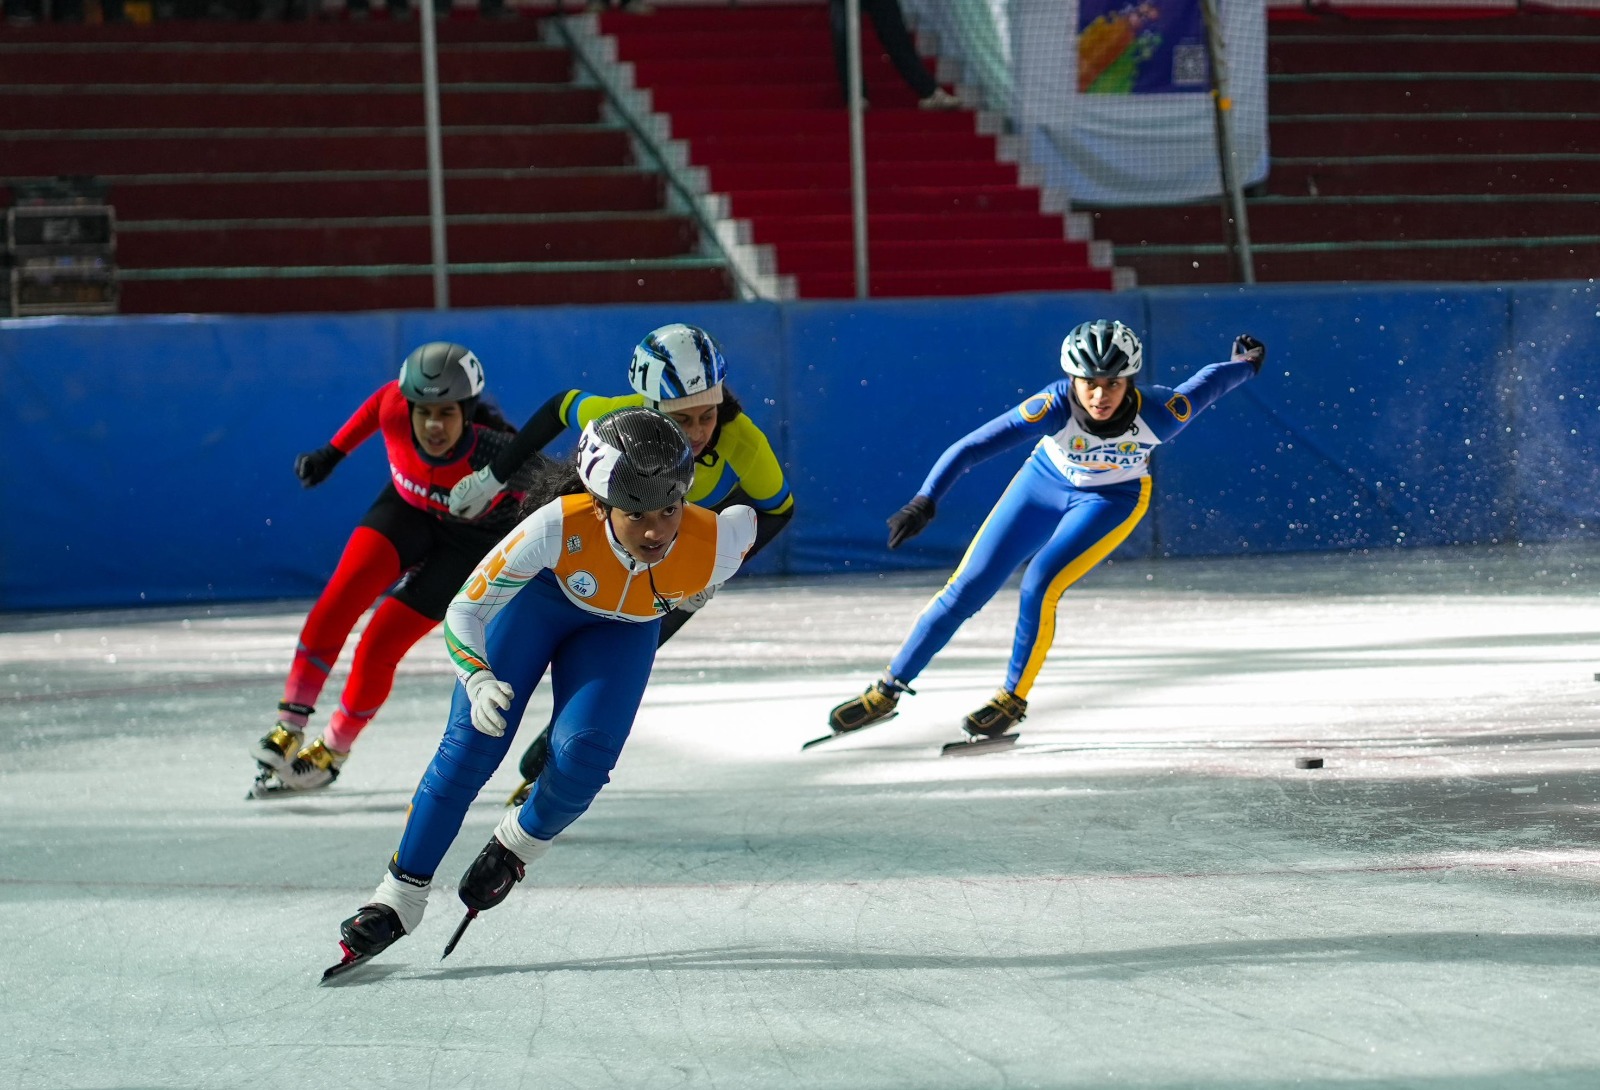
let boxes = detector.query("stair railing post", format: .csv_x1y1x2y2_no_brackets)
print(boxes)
846,0,870,299
1200,0,1255,284
420,2,451,309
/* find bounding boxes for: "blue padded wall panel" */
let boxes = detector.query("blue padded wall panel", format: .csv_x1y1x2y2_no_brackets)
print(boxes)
780,291,1149,575
1507,282,1600,543
0,313,395,610
1146,285,1516,556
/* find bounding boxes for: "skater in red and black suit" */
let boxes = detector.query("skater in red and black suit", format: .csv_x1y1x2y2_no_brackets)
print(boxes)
248,342,533,797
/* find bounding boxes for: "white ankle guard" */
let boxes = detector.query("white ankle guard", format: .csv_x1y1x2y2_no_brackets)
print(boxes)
369,870,431,936
493,810,554,866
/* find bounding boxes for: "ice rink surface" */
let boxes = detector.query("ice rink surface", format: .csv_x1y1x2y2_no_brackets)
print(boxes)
4,544,1599,1090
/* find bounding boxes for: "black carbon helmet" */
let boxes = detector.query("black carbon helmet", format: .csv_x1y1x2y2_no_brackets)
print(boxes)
398,342,486,405
576,407,695,514
1060,319,1143,380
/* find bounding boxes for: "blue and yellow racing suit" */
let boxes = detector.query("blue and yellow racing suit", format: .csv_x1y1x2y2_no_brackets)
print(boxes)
890,358,1255,699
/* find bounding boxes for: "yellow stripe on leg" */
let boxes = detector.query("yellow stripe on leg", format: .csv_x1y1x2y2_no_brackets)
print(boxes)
1012,478,1151,700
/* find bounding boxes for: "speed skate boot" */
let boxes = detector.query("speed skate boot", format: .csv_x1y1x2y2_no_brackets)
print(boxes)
459,836,527,912
249,701,313,773
322,865,431,978
340,903,406,958
962,689,1027,738
344,864,430,956
827,675,913,733
273,737,348,793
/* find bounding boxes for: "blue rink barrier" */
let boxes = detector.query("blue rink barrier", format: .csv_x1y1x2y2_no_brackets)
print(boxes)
2,281,1596,611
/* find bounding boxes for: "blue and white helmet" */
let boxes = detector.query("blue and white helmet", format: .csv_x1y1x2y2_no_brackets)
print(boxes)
1060,319,1142,381
627,323,727,411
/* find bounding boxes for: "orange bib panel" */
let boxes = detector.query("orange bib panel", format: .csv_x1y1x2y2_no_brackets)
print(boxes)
550,494,720,618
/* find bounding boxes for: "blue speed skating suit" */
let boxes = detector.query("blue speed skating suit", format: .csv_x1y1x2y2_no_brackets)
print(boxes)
890,358,1255,699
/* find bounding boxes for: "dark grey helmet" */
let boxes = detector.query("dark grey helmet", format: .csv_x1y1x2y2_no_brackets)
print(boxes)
397,342,486,404
576,407,695,514
1059,319,1143,380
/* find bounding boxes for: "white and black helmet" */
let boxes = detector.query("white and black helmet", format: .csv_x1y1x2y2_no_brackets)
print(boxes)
398,342,486,405
1060,319,1143,380
577,407,695,514
627,323,727,411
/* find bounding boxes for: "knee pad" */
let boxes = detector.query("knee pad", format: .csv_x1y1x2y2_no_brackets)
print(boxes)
516,728,626,840
551,728,624,792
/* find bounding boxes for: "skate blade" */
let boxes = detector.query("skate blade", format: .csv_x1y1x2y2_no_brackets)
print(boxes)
441,909,478,960
802,711,898,749
320,942,373,983
246,770,278,800
940,732,1019,757
248,775,329,800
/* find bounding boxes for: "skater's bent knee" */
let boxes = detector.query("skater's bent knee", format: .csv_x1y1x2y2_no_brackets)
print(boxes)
554,728,624,780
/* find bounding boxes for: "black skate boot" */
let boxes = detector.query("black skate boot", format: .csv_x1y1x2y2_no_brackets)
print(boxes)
828,677,913,733
806,676,914,749
458,836,526,912
340,903,406,957
941,690,1027,756
505,723,552,808
322,903,405,981
962,689,1027,738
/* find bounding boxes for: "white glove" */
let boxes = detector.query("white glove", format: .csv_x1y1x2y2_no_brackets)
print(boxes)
465,670,515,737
449,466,505,519
680,583,719,615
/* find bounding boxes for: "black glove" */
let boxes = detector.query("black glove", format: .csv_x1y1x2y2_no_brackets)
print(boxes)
886,495,935,550
1232,334,1266,374
294,444,345,488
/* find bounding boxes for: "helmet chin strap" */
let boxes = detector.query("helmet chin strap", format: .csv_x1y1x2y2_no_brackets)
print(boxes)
605,517,677,615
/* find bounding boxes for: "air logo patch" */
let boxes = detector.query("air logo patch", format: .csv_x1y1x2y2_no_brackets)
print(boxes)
565,571,597,599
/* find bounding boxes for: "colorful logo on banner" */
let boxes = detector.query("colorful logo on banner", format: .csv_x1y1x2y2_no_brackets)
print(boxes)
1077,0,1209,95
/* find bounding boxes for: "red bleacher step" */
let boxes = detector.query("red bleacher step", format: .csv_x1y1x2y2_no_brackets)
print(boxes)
775,237,1096,276
708,160,1018,192
667,108,975,141
751,212,1070,246
1272,117,1596,158
795,266,1115,298
91,171,665,221
1271,76,1600,115
727,186,1041,218
3,127,634,175
1269,36,1600,74
0,46,575,85
0,89,604,130
117,215,699,268
119,263,734,315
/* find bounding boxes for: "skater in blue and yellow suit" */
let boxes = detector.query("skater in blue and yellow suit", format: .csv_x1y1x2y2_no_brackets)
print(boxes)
827,320,1265,747
330,407,756,969
448,322,793,802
